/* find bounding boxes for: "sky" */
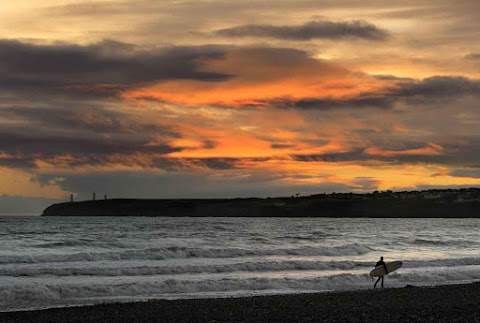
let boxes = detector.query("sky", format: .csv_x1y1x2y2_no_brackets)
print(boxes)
1,0,480,214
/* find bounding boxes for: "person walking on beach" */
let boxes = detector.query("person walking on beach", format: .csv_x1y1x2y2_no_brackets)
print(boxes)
374,256,388,288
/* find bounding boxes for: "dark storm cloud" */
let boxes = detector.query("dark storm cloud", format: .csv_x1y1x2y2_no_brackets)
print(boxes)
291,137,480,167
0,104,267,171
268,75,480,110
291,150,403,163
275,96,393,110
152,157,270,171
0,105,180,136
0,126,182,168
394,76,480,98
202,140,218,149
140,157,244,171
0,100,188,171
290,151,378,163
271,144,296,149
189,158,241,170
216,20,389,41
292,150,367,163
438,139,480,167
449,169,480,178
0,156,38,169
348,76,480,106
289,149,435,164
0,40,231,97
0,125,268,170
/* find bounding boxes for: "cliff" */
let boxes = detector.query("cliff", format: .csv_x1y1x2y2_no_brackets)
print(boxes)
42,188,480,217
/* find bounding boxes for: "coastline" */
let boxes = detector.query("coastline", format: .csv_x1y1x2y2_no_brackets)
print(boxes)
42,190,480,218
2,282,480,323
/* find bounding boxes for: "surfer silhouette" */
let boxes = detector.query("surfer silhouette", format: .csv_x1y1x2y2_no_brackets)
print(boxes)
374,256,388,288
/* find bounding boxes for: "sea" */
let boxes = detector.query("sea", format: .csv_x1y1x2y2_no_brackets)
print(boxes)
1,216,480,312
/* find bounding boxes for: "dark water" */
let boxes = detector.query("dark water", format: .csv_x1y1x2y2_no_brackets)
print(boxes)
1,216,480,311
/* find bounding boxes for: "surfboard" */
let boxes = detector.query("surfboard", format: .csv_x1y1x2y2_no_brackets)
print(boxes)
369,261,403,277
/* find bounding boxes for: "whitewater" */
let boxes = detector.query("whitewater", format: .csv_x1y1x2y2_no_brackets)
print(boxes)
1,216,480,312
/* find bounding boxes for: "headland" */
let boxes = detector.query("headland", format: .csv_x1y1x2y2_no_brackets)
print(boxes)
42,188,480,217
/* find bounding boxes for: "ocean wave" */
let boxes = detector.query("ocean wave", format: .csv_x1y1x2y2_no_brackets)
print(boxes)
0,260,367,277
33,239,128,249
404,257,480,268
2,267,480,307
0,243,372,264
0,274,374,304
4,257,480,278
412,238,478,247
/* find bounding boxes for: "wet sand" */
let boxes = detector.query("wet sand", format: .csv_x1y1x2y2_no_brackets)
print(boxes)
2,283,480,323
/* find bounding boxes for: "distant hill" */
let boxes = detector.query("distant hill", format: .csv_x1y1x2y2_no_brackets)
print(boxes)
41,188,480,217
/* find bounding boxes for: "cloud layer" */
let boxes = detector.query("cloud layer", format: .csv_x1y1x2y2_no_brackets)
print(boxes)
0,1,479,214
0,40,231,99
216,20,389,41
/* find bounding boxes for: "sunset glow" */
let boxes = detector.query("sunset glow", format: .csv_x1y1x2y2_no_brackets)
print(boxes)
1,0,479,213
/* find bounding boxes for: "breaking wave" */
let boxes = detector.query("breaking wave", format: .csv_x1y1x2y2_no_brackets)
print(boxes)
2,267,480,311
2,216,480,312
0,260,366,277
0,243,372,264
3,257,480,278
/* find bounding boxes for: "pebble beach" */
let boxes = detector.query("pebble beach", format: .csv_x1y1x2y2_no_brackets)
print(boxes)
2,282,480,323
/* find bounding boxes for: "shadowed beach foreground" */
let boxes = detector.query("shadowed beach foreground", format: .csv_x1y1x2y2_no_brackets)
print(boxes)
2,283,480,323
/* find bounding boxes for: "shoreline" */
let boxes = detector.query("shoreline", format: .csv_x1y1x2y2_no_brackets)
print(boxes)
2,283,480,322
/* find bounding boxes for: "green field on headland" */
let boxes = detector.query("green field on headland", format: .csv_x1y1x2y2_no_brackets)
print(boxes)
42,188,480,217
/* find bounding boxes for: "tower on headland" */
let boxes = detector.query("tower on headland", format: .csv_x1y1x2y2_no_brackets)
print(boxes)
93,192,96,201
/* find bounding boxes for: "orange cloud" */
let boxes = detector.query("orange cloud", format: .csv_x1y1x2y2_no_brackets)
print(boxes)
0,167,66,199
364,143,444,157
122,47,391,107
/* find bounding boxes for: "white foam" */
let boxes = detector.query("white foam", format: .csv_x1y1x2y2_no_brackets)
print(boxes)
2,216,480,312
0,243,372,264
0,259,364,277
2,266,480,312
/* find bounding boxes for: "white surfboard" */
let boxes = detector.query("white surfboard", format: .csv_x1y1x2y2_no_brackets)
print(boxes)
369,261,403,277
